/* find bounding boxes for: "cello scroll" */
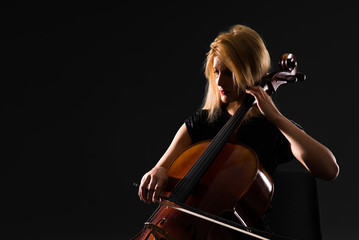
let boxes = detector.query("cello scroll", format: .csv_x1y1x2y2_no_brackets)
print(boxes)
264,53,306,95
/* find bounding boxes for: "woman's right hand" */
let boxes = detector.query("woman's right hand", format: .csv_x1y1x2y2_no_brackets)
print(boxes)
138,166,168,204
137,124,192,204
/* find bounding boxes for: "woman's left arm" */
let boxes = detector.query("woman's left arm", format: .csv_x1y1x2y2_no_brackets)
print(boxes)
246,86,339,181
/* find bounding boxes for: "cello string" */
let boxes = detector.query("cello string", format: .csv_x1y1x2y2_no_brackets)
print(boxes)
171,105,243,200
172,94,254,199
190,94,254,172
170,94,255,201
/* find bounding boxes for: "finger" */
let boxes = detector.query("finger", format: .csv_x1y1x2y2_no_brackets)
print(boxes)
246,89,259,104
146,177,157,203
152,180,166,202
246,87,268,103
246,88,257,96
246,86,264,96
152,188,160,203
247,85,260,90
146,188,155,204
139,175,151,203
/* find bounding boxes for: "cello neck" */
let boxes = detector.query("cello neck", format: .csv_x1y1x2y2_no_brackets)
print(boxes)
169,52,306,203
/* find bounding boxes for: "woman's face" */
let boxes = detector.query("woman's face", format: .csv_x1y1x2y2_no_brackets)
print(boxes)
213,56,240,103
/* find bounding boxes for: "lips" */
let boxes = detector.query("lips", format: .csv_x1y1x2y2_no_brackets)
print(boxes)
220,90,229,95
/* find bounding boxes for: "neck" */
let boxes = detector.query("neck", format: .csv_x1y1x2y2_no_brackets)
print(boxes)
226,96,246,116
226,102,240,116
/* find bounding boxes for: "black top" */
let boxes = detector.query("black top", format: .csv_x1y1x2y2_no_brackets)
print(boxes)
184,108,301,236
184,109,296,176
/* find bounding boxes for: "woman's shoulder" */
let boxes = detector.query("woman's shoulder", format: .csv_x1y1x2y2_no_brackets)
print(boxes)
185,108,230,129
185,109,209,126
184,109,213,134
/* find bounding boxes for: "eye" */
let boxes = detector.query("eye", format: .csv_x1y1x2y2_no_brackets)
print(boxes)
213,69,219,75
222,69,232,77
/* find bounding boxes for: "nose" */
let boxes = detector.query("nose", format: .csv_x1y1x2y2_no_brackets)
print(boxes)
216,73,226,87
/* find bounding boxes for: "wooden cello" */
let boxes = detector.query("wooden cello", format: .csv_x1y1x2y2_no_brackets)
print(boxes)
132,53,306,240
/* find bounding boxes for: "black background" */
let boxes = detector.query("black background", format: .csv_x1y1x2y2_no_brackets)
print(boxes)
1,1,358,239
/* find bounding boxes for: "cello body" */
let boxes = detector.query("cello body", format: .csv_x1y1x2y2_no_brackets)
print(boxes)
132,140,274,240
132,53,305,240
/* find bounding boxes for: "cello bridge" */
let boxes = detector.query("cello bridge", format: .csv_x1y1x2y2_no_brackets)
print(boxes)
144,222,175,240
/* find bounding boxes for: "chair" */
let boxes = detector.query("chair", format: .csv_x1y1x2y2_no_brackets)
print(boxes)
267,171,322,240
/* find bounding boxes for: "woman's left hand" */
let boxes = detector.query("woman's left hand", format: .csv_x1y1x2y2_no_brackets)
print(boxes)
245,86,282,122
246,86,339,181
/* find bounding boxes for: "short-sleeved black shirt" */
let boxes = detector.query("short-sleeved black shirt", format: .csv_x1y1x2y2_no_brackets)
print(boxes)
184,108,300,235
184,109,295,175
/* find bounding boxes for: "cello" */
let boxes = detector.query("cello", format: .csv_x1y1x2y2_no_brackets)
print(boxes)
132,53,306,240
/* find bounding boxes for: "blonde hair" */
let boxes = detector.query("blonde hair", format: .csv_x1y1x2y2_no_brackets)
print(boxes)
203,25,271,122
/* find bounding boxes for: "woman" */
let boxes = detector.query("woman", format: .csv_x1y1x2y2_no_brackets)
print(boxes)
138,24,339,233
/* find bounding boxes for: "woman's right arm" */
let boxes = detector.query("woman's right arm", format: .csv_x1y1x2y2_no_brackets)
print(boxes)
138,123,193,204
